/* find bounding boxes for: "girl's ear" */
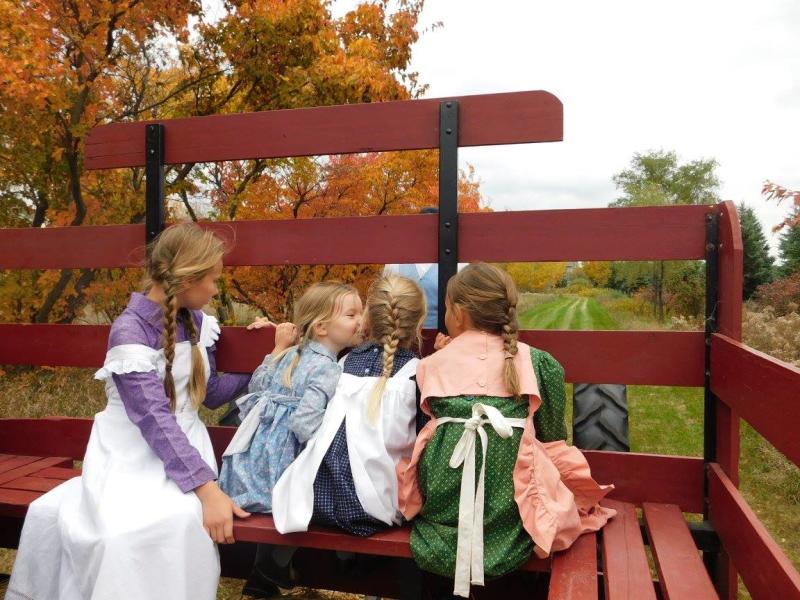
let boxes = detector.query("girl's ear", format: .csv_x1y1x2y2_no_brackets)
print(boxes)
312,321,328,339
451,303,463,326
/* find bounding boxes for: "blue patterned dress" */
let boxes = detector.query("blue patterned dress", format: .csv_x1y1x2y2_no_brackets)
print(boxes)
219,341,341,513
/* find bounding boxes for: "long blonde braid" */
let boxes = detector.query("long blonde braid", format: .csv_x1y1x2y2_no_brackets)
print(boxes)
179,308,208,411
161,285,179,411
144,223,226,411
366,275,427,423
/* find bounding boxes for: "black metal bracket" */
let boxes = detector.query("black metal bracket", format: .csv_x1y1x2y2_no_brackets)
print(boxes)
702,209,721,586
703,210,720,473
437,101,459,333
145,124,166,244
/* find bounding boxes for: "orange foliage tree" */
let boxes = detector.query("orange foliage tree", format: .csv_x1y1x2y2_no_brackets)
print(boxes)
0,0,492,325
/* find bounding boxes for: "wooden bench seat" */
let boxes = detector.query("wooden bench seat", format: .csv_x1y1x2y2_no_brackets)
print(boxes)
0,453,722,599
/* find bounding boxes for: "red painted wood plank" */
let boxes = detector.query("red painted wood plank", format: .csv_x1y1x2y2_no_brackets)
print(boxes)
642,503,717,600
3,476,66,493
548,532,598,600
584,452,705,514
0,205,709,271
711,334,800,468
0,224,144,269
716,201,743,342
34,467,81,481
0,324,109,368
601,499,657,600
461,205,710,262
232,515,551,572
0,456,40,475
0,455,16,464
0,325,705,387
708,464,800,600
714,200,742,533
0,488,42,518
0,418,92,461
84,91,563,169
0,457,73,486
517,330,705,387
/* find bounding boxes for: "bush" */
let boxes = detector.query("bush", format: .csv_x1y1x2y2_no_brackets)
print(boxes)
742,305,800,367
753,272,800,317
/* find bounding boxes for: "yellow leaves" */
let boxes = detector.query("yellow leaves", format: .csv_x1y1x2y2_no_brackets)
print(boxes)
581,262,612,287
504,263,567,293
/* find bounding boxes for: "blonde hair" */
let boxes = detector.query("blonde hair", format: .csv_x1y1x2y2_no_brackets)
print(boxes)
281,281,359,388
144,223,226,412
366,275,427,423
446,263,521,399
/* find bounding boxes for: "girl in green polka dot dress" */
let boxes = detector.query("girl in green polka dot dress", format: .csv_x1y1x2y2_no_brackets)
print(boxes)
397,263,616,598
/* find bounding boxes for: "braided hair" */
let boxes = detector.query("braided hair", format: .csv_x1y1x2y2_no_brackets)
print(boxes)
144,223,225,411
366,275,427,423
446,263,521,399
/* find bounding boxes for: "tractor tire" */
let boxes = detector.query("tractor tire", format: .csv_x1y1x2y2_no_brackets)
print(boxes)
572,383,630,452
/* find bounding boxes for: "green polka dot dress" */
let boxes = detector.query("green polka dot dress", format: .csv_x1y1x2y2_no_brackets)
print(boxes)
409,347,568,580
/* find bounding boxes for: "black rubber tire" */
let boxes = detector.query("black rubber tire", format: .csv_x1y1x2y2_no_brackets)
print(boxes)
572,383,630,452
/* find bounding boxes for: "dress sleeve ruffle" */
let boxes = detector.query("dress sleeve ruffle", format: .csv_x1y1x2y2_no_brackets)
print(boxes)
94,343,164,382
199,313,221,347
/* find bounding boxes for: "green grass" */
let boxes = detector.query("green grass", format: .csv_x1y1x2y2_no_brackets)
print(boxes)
519,295,618,330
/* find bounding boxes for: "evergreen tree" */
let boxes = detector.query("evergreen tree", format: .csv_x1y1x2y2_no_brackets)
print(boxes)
738,203,775,299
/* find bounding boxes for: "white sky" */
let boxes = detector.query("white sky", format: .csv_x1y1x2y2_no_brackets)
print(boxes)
328,0,800,257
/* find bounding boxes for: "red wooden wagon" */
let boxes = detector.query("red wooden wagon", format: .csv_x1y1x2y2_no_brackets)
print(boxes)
1,91,799,599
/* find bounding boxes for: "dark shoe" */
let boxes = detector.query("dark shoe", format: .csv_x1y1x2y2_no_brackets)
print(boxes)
241,572,282,599
251,556,296,590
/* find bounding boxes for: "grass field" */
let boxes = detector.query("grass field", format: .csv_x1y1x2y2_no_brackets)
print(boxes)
519,295,618,330
1,292,797,598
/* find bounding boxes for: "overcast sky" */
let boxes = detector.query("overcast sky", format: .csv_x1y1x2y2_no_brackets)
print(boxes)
327,0,800,257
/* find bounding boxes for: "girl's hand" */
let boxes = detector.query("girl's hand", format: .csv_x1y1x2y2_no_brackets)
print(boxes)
434,332,452,350
247,316,275,330
195,481,250,544
273,322,299,354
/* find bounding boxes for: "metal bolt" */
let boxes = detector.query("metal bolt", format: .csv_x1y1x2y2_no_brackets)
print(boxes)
446,102,452,108
706,243,715,252
149,148,155,155
445,248,451,255
444,221,451,228
446,128,453,135
705,370,711,377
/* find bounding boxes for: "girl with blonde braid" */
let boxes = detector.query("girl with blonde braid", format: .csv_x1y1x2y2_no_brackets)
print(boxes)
397,263,617,598
7,223,254,600
272,274,426,537
218,281,363,513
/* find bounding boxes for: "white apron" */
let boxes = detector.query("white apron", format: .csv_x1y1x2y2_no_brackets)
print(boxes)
272,358,418,534
6,314,221,600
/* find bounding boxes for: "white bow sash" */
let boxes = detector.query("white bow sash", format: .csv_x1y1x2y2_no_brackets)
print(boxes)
434,403,527,598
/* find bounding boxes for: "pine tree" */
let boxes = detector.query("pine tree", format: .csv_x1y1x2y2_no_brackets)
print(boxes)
738,203,775,299
778,210,800,276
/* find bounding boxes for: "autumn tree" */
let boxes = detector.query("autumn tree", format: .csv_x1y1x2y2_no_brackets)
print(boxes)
581,262,612,287
503,262,566,293
0,0,456,325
